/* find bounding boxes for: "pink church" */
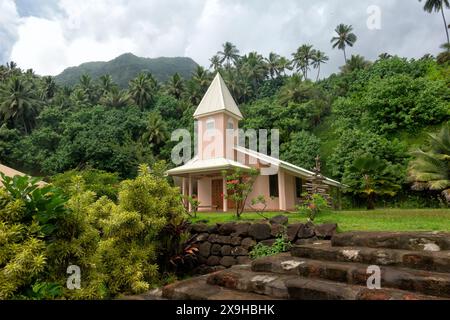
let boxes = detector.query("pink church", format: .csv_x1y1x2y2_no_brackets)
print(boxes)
167,73,343,212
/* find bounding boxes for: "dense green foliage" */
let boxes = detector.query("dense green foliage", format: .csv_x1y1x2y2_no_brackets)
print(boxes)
55,53,199,88
0,163,186,299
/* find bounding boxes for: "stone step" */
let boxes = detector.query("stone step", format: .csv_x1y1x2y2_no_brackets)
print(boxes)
251,253,450,298
162,273,276,300
332,231,450,251
207,264,444,300
291,241,450,273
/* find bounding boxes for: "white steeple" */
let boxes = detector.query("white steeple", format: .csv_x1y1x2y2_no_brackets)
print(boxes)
193,73,243,120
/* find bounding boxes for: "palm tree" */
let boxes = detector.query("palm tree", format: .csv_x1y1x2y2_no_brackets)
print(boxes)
210,55,222,71
100,87,132,108
99,75,116,94
166,73,185,100
277,74,309,106
312,50,329,81
192,66,210,91
331,24,358,63
265,52,281,79
240,52,268,89
41,76,57,100
292,44,315,80
217,42,240,68
419,0,450,44
437,42,450,63
340,55,372,74
409,124,450,204
0,77,40,134
276,56,293,76
129,73,156,110
142,111,169,150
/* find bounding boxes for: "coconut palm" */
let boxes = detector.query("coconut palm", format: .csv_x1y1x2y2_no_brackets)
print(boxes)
276,56,293,76
0,77,40,134
142,111,169,149
292,44,315,80
100,87,132,108
331,24,358,63
210,55,222,71
240,52,268,88
312,50,329,81
129,73,156,110
99,75,116,94
409,124,450,204
41,76,57,100
166,73,185,100
192,66,210,91
217,42,240,68
265,52,281,79
419,0,450,44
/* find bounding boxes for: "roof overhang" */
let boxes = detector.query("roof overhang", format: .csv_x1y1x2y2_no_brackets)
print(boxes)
166,157,251,176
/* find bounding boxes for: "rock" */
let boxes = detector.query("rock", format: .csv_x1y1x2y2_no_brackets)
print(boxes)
297,223,316,239
315,223,338,240
195,233,210,242
231,246,248,256
230,236,242,246
208,234,220,244
261,239,276,247
208,225,219,234
271,224,286,237
248,223,272,240
237,256,251,265
220,256,237,267
287,224,302,242
270,215,289,225
190,223,209,233
199,242,212,258
211,244,222,256
221,245,232,256
218,222,236,235
294,237,319,245
232,223,251,237
241,238,257,250
207,256,220,266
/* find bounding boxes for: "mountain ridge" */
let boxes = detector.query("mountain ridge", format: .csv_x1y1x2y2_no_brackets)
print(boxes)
54,53,199,87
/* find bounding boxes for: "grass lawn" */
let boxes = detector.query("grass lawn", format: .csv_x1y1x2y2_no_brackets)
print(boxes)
190,209,450,232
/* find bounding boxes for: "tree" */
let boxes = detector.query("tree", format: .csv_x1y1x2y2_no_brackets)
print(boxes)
419,0,450,45
340,54,371,74
281,131,321,170
210,55,222,71
276,56,293,76
265,52,281,79
100,87,132,108
0,77,41,134
343,155,402,210
437,42,450,64
129,73,156,110
293,44,315,80
142,111,169,150
166,73,185,100
312,50,329,81
41,76,57,101
223,168,259,219
331,24,357,63
409,124,450,204
217,42,240,68
99,75,116,94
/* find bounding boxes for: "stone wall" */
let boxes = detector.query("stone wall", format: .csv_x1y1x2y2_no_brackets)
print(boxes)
188,216,337,274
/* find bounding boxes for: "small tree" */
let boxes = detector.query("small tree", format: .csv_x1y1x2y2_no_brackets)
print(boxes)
223,168,259,219
250,195,269,220
297,193,330,222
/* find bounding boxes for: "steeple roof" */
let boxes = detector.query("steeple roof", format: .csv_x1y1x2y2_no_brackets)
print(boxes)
193,73,243,119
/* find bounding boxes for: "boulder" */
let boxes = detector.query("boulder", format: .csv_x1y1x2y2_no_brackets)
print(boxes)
206,255,220,266
297,224,316,239
287,224,302,242
195,233,210,242
261,239,276,247
294,237,319,245
190,223,209,233
221,245,232,256
230,246,248,256
237,256,252,265
315,223,338,240
218,222,236,235
199,242,212,258
208,225,219,234
230,236,242,246
271,224,286,237
241,238,257,250
220,256,237,267
248,223,272,240
231,223,251,237
270,215,289,225
211,244,222,256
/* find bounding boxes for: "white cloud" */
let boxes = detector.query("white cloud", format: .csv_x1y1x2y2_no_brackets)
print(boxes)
4,0,447,76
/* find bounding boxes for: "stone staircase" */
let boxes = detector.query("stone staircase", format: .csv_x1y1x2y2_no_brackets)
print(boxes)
161,231,450,300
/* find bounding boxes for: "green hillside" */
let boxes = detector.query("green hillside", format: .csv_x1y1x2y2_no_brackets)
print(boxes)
54,53,199,87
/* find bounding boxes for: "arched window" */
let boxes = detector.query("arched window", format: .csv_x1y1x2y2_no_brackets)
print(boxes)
227,118,234,130
206,118,215,131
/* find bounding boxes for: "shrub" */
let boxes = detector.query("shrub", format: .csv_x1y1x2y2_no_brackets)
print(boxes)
249,235,291,260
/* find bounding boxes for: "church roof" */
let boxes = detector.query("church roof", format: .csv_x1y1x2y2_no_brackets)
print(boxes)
166,157,250,176
193,73,243,120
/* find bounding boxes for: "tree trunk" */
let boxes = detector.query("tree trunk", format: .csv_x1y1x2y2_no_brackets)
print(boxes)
316,65,321,82
441,6,450,45
343,48,347,63
366,194,375,210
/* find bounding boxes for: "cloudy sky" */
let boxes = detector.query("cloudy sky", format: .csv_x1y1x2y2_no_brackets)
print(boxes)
0,0,447,77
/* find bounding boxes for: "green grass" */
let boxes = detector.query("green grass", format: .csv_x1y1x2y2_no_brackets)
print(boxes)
190,209,450,232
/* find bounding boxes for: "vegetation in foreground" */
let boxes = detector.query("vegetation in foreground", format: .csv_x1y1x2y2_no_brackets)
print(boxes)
190,209,450,232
